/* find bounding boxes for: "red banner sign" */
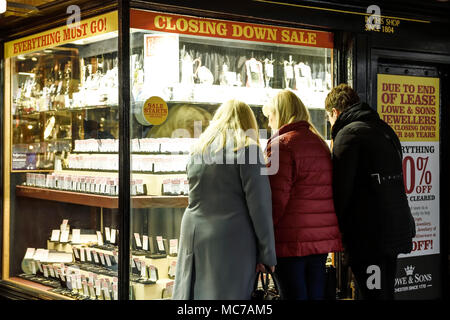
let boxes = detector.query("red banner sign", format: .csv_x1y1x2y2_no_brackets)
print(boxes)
131,10,333,49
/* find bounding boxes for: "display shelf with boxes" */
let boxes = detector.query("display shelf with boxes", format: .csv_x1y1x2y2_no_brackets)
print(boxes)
17,219,178,300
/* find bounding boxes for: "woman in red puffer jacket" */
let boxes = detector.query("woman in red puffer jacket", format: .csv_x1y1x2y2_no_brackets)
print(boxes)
263,90,342,300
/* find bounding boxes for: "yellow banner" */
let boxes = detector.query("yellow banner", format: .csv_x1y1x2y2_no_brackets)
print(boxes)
5,11,118,58
377,74,439,142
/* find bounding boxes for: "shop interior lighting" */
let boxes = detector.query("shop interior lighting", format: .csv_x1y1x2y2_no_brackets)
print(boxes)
0,0,6,14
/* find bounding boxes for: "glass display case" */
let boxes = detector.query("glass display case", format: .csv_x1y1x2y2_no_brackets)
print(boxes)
3,11,122,300
2,8,333,300
127,9,334,300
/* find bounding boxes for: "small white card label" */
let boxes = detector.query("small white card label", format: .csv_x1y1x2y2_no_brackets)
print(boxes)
105,227,111,242
24,248,36,260
95,279,101,297
80,247,86,262
85,248,92,262
140,261,147,278
43,265,48,278
96,231,104,246
72,229,81,243
93,251,99,264
142,235,149,251
110,229,116,244
169,239,178,255
88,282,96,298
156,236,164,251
134,233,142,248
149,265,157,282
60,230,70,243
82,281,89,296
99,253,106,266
61,219,69,231
50,230,60,242
134,258,141,271
168,261,177,278
112,284,118,300
105,254,112,267
73,248,80,259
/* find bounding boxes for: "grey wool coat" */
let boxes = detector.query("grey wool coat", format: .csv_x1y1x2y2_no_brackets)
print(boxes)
172,145,277,300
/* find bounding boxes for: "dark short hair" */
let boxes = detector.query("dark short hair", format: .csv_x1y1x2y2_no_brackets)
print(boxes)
325,83,360,113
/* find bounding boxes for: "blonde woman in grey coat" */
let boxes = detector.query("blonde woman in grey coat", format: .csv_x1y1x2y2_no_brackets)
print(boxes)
172,99,277,300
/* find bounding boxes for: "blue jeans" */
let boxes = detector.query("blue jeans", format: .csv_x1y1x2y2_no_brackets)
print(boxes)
275,254,327,300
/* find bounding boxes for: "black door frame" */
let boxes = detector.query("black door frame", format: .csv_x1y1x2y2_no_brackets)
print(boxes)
369,48,450,299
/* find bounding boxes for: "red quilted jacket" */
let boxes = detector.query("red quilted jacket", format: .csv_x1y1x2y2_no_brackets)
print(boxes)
265,121,343,258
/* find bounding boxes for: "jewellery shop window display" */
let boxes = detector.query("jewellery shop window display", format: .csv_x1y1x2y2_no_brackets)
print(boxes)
128,10,334,300
3,12,124,300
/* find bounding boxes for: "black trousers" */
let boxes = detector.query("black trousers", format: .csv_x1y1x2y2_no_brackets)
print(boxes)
349,253,398,300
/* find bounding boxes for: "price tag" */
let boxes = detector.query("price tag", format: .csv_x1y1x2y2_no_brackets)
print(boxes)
48,266,55,277
105,254,112,267
43,265,48,278
112,284,118,300
66,275,73,290
168,260,177,278
73,247,80,260
61,219,69,231
76,275,82,290
105,227,111,242
99,253,106,266
102,280,111,300
140,261,147,278
54,267,60,279
92,250,99,264
24,248,36,259
36,249,49,261
72,229,81,243
134,258,141,271
80,247,86,262
85,248,92,262
88,282,96,298
166,281,174,297
60,229,70,243
149,265,158,282
156,236,164,252
169,239,178,255
60,270,66,282
96,231,104,246
95,279,101,297
110,229,117,244
134,233,142,248
82,281,89,296
88,272,94,284
50,230,61,242
142,235,149,251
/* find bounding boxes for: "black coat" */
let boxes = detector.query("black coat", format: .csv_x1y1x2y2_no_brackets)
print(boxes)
331,102,415,258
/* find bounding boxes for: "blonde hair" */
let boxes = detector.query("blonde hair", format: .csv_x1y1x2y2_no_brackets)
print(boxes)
263,90,324,140
192,99,259,155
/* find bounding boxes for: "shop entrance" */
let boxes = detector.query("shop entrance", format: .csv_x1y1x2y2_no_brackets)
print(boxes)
372,61,449,299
